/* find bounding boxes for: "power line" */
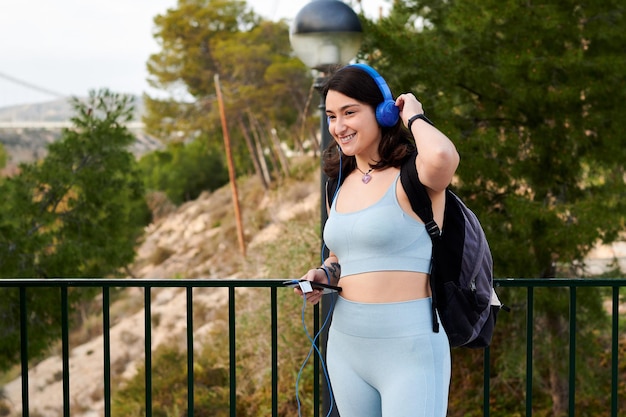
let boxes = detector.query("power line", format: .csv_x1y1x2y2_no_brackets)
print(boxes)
0,70,67,99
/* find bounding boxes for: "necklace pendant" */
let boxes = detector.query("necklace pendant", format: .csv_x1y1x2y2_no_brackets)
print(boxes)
362,173,372,184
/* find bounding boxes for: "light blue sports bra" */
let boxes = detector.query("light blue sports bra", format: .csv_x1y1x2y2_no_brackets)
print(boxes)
323,174,432,278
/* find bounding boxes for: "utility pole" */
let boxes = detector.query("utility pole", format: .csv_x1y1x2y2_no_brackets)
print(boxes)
214,73,246,257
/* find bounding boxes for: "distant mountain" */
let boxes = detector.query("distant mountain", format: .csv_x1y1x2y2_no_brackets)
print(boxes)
0,95,145,122
0,98,75,122
0,96,159,171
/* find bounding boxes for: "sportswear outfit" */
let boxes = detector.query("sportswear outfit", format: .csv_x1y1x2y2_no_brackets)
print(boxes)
323,174,451,417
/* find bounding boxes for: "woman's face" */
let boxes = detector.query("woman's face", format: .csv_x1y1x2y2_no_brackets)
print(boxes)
325,90,382,158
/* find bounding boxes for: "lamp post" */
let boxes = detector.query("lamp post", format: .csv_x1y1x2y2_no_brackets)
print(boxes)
290,0,362,227
290,1,362,415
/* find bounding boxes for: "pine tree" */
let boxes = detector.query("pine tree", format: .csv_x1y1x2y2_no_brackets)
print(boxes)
0,89,150,369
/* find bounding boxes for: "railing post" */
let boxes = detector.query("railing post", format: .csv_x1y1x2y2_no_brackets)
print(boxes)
19,287,30,417
229,287,237,417
611,285,620,417
103,287,111,417
61,287,70,417
271,287,279,416
611,286,619,417
569,286,577,416
186,287,194,417
145,287,152,417
484,346,490,417
526,286,534,417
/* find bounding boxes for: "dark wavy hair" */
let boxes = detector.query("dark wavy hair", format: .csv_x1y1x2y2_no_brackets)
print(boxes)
321,65,415,180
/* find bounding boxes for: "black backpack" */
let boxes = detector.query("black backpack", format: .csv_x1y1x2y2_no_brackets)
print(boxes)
399,153,507,348
325,154,506,348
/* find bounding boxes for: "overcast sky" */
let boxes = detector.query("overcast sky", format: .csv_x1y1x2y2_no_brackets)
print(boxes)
0,0,388,109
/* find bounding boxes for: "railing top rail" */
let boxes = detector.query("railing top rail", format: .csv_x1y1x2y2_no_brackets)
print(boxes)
495,277,626,287
0,277,625,288
0,278,292,288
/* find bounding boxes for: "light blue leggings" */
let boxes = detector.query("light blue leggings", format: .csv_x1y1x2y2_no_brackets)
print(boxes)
327,296,451,417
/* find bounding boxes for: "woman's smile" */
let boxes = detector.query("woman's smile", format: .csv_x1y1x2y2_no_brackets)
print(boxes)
339,133,356,145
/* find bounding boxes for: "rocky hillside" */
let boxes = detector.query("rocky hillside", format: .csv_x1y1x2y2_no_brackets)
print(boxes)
1,157,321,416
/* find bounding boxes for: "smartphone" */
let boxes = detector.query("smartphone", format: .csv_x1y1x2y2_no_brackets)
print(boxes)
283,279,342,294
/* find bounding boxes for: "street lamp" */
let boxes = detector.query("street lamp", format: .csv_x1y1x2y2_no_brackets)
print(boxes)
290,0,363,72
290,2,363,416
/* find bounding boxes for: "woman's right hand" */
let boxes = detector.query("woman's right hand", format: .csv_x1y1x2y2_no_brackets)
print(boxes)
293,268,328,305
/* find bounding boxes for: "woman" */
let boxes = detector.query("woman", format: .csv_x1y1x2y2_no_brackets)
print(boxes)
297,64,459,416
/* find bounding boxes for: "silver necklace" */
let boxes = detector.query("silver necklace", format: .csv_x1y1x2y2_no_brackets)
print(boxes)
356,166,374,184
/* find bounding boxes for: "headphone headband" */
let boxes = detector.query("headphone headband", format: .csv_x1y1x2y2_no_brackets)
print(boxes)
350,64,394,102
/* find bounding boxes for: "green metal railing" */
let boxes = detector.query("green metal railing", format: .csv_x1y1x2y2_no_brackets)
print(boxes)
493,278,625,417
1,278,624,416
3,279,308,417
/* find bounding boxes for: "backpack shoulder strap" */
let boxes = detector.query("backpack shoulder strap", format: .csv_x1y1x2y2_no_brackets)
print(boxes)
399,152,443,333
399,153,441,240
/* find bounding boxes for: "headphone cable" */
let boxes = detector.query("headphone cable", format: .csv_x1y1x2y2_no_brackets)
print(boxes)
295,281,336,417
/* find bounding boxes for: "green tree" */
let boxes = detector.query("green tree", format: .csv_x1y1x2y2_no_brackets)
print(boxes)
143,0,258,140
365,0,626,276
0,89,150,370
361,1,625,415
143,0,315,184
139,135,229,205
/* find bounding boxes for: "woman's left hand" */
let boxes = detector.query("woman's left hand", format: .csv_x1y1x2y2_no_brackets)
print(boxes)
395,93,425,127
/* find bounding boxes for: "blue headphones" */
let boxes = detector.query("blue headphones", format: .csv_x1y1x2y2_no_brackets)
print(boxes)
350,63,400,127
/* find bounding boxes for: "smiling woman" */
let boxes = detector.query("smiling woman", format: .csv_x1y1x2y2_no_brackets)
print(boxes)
296,63,460,417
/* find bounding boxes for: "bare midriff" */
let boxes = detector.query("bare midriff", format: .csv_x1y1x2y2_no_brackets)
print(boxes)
338,271,431,303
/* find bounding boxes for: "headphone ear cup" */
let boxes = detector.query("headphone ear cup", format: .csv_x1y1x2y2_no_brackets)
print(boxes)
376,100,400,127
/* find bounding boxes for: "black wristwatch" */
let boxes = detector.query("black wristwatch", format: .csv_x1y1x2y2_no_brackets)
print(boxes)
407,113,434,131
